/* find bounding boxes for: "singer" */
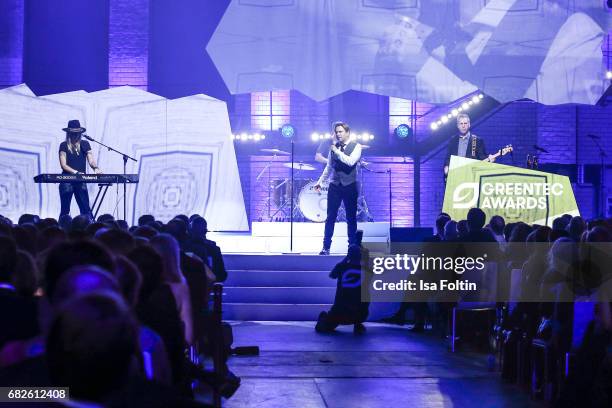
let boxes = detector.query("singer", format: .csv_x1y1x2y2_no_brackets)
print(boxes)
314,122,362,255
58,120,102,218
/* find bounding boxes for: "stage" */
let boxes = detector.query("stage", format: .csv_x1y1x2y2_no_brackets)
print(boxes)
208,221,390,254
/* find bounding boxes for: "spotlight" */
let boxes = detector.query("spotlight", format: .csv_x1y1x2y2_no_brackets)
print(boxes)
441,116,449,124
311,132,319,141
472,95,480,104
479,94,484,99
462,102,470,110
395,124,412,138
430,122,439,131
280,124,295,138
325,132,331,139
606,71,612,80
451,109,459,117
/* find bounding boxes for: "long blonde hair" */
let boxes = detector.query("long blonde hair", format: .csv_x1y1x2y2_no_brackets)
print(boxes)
66,133,81,155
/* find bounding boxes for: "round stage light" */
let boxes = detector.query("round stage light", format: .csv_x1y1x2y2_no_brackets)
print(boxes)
281,124,295,138
607,71,612,80
395,124,411,139
325,132,331,139
479,94,484,99
472,95,480,104
451,109,459,117
441,116,449,124
430,122,439,131
461,102,470,110
311,132,319,141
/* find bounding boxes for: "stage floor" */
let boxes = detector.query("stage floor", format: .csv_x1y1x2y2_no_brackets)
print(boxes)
209,221,390,254
198,321,538,408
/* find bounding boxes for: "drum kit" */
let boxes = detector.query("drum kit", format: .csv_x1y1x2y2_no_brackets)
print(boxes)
257,148,373,222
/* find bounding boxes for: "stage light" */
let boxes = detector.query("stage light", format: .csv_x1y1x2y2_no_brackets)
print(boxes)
472,95,480,104
441,116,449,124
462,102,470,110
232,132,266,142
325,132,331,139
394,124,411,139
607,71,612,80
430,122,439,131
451,109,459,117
311,132,319,141
280,124,295,138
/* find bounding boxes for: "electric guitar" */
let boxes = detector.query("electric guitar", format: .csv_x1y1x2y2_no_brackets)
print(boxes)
483,144,513,162
444,144,513,177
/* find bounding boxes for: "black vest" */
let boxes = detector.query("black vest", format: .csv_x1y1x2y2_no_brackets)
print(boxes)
331,141,358,185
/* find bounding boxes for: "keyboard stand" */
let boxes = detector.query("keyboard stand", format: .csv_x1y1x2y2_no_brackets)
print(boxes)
92,183,112,219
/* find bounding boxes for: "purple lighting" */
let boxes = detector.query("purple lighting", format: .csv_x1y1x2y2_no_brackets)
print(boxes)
108,0,149,89
0,0,24,87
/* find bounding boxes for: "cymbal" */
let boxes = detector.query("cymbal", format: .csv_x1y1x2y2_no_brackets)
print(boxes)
283,162,316,171
260,148,290,156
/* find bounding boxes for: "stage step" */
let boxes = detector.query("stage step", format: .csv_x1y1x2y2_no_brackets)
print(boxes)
223,287,336,304
222,254,340,320
222,303,331,321
224,270,335,287
224,254,344,271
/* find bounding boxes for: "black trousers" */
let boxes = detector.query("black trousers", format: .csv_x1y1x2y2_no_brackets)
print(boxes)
323,182,358,250
59,182,91,218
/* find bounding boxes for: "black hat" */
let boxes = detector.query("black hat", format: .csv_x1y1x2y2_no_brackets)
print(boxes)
63,120,86,133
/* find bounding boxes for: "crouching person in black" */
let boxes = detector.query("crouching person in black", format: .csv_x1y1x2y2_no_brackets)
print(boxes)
316,242,369,335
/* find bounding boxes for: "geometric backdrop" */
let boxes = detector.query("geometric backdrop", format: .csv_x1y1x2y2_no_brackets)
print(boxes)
209,0,611,104
0,84,248,230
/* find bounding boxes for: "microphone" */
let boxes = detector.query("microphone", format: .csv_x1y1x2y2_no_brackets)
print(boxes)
587,134,600,140
533,145,549,153
82,134,94,141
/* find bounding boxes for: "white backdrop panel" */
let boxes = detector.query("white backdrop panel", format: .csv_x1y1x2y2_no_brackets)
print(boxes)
0,85,248,230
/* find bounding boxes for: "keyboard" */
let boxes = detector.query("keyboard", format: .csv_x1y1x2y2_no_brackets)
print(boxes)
33,174,139,184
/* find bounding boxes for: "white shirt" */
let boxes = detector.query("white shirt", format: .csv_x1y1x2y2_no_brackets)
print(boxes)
317,143,362,186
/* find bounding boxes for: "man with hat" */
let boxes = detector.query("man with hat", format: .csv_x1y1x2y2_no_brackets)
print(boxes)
58,120,102,218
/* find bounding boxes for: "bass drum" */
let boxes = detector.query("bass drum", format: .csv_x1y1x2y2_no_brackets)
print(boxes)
298,181,328,222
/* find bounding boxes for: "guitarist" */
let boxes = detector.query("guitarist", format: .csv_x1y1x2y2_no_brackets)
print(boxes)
444,113,495,177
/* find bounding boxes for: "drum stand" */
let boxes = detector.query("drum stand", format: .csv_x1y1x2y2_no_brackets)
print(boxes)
256,153,279,222
357,161,374,222
270,168,304,221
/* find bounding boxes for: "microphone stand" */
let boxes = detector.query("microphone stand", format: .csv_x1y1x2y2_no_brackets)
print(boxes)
593,138,608,217
83,135,137,221
290,139,294,252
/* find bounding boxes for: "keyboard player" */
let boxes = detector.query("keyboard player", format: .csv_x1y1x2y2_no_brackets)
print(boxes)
58,120,103,218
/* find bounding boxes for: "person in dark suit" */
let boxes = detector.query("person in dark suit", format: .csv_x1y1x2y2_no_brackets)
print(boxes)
187,216,227,283
444,113,492,177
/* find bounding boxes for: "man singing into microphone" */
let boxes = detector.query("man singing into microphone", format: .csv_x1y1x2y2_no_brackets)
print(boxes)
315,122,362,255
58,120,102,218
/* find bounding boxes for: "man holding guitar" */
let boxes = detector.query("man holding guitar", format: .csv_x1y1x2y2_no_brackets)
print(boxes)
444,113,512,178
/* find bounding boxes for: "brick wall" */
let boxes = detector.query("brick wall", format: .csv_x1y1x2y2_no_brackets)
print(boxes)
109,0,149,89
0,0,24,87
238,155,413,226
